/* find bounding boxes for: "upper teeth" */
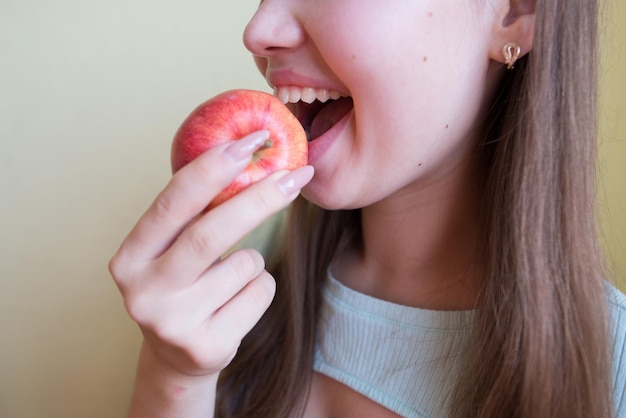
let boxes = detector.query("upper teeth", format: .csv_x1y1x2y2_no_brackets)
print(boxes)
274,86,347,104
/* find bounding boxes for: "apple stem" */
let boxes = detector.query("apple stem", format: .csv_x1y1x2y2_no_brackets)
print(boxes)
252,138,273,163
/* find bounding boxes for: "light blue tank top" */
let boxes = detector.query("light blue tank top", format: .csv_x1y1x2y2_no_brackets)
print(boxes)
313,272,626,417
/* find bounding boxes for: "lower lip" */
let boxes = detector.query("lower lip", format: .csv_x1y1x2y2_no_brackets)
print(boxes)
307,109,354,165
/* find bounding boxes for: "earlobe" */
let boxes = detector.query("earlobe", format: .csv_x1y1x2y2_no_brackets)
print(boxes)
489,0,536,68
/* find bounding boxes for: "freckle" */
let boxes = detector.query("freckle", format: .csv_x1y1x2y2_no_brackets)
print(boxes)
351,54,357,61
445,124,449,129
423,56,428,62
419,163,423,167
428,12,433,18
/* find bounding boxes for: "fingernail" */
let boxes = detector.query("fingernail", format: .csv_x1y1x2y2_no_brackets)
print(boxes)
277,166,315,198
224,131,270,163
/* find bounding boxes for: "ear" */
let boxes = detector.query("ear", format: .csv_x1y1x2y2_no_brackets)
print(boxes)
488,0,536,66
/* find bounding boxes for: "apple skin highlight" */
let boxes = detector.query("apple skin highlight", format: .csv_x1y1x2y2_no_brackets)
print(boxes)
171,89,308,208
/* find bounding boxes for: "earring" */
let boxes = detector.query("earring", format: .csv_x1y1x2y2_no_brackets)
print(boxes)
502,42,521,70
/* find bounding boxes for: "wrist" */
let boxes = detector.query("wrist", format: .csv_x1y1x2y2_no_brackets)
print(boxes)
129,342,219,418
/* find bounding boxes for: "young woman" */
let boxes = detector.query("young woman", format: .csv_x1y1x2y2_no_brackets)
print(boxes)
109,0,626,416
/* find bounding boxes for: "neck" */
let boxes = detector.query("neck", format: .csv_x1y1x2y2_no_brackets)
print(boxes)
334,156,485,311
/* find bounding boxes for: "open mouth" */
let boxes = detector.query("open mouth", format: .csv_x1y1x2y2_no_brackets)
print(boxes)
274,87,354,142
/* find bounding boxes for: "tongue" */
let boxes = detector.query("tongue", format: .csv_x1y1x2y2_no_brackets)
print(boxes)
309,97,353,140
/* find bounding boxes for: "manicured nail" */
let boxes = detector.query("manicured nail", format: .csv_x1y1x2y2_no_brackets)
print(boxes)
277,166,315,198
224,131,270,163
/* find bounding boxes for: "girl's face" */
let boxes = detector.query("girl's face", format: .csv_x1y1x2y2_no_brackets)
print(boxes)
244,0,503,210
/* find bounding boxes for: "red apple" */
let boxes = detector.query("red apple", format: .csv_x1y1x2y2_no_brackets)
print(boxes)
171,89,308,209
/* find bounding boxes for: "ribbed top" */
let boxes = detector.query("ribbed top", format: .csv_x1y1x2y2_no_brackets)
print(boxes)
313,272,474,417
608,284,626,416
313,272,626,418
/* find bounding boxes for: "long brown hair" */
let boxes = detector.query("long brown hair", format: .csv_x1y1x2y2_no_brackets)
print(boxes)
216,0,614,416
449,0,613,416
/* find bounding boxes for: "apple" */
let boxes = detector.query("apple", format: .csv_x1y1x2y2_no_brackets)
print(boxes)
171,89,308,209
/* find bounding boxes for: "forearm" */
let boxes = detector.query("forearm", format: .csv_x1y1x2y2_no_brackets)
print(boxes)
128,343,218,418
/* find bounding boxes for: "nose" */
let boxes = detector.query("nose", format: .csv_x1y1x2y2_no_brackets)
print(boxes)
243,0,305,58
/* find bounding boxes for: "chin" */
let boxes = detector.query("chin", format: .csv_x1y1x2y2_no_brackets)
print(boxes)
300,186,366,211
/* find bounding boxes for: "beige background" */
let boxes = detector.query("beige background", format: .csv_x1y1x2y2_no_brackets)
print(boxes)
1,1,624,417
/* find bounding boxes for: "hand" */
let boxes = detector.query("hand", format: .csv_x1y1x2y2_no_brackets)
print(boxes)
109,130,314,378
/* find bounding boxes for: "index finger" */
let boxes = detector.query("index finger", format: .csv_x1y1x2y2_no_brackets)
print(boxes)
113,131,271,264
156,165,314,280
